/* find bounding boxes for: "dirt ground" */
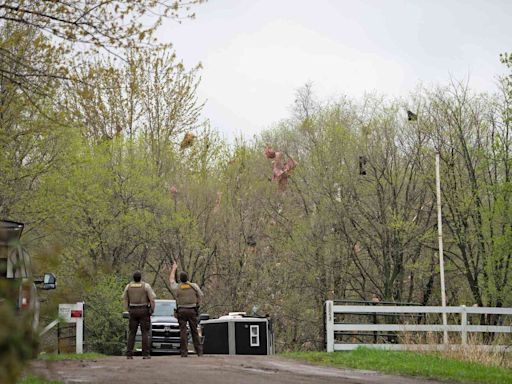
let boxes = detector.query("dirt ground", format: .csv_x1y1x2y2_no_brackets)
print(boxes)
28,355,447,384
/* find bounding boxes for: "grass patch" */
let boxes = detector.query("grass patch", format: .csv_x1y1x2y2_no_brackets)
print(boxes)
38,352,106,361
284,348,512,384
18,376,63,384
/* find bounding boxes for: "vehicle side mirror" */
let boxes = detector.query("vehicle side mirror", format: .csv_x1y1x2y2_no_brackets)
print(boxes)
123,311,129,319
42,272,56,290
199,313,210,322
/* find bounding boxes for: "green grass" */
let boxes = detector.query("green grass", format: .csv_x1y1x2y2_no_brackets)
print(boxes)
37,352,106,361
18,376,62,384
284,348,512,384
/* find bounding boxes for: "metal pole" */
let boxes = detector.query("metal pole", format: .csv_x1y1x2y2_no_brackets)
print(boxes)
436,152,449,344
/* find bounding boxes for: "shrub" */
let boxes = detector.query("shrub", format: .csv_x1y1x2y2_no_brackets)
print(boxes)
83,274,126,355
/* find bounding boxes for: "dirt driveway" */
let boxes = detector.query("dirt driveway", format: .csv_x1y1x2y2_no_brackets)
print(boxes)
28,355,448,384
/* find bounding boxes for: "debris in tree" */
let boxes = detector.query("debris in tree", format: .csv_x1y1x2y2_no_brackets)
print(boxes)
180,132,196,149
213,191,222,213
170,185,178,197
272,154,284,180
359,156,367,175
333,182,342,202
407,110,418,121
277,173,289,192
264,146,276,159
283,158,297,173
246,234,257,247
266,148,298,192
354,241,361,255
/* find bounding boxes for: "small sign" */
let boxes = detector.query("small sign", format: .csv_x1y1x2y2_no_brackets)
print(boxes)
59,303,83,323
59,304,72,322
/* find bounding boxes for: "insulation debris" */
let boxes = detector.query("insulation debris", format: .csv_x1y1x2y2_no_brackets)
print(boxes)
170,185,178,197
180,132,196,149
264,146,276,159
265,146,297,192
213,191,222,213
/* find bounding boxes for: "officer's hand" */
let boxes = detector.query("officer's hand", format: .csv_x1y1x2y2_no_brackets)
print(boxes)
171,260,178,270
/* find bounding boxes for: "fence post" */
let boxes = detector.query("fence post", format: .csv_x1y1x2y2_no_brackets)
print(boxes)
461,305,467,345
75,302,84,354
326,300,334,352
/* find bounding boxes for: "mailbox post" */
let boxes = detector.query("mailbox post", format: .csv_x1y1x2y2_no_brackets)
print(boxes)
58,302,84,354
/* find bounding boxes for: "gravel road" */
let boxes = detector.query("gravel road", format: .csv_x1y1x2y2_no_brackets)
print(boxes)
28,355,447,384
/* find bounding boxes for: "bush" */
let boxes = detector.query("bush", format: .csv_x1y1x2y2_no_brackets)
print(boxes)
83,274,126,355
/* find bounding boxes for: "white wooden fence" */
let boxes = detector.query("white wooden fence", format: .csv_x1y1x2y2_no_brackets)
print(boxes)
325,301,512,352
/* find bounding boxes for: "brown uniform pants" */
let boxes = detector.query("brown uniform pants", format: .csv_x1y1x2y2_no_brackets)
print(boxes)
177,307,202,356
127,306,151,357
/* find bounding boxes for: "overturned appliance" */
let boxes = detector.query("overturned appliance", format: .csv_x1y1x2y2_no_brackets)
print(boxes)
202,312,274,355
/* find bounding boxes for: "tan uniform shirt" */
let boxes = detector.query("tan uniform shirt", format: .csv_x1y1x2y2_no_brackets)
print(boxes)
170,281,203,308
122,281,156,310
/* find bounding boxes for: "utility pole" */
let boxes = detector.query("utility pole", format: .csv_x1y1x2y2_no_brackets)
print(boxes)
435,152,449,344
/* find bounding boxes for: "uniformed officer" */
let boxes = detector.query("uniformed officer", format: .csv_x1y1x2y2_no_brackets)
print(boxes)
169,261,203,357
122,271,156,359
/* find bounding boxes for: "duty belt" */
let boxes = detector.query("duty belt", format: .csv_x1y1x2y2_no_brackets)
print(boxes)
129,303,149,307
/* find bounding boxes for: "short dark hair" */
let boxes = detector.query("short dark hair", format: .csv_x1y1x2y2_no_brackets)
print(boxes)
133,271,142,282
178,271,188,283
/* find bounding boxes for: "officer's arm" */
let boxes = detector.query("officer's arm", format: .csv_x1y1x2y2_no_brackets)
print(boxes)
169,261,179,293
194,284,204,305
122,285,129,311
146,284,156,312
169,261,177,284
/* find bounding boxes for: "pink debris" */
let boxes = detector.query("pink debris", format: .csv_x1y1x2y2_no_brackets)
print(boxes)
170,185,178,197
283,158,297,173
180,132,196,150
272,151,284,181
277,173,289,192
264,146,276,159
213,191,222,213
266,147,297,192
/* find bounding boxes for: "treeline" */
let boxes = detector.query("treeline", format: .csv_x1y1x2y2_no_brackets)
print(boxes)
2,22,512,353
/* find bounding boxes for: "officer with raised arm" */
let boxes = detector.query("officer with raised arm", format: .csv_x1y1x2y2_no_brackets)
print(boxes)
123,271,156,359
169,261,203,357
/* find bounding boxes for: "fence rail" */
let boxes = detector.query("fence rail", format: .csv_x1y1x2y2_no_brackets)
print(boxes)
325,301,512,352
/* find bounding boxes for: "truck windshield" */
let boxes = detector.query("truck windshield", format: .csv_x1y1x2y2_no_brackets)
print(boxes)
0,247,30,279
1,220,29,279
153,301,176,317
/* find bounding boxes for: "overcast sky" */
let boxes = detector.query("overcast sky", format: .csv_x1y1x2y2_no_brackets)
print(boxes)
158,0,512,140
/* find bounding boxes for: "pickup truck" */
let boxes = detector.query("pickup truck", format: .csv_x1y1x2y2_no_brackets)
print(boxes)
124,299,209,354
0,220,56,331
